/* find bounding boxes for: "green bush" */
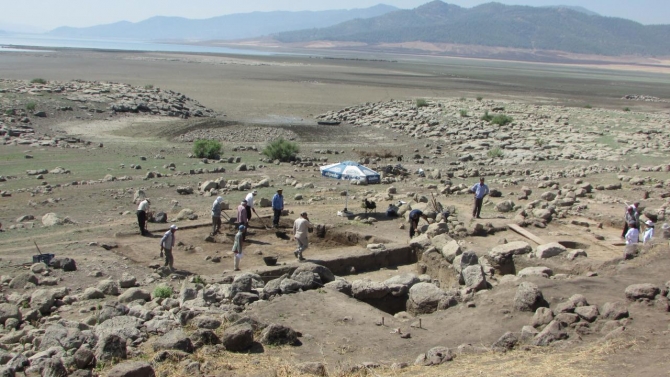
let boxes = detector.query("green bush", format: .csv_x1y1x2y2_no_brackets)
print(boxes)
491,114,513,126
584,104,592,109
30,78,47,84
480,111,493,122
193,139,222,159
263,138,300,162
144,84,154,90
416,98,429,108
476,96,483,101
26,102,37,111
4,109,15,116
192,275,205,285
153,286,173,299
487,147,504,158
459,109,468,117
623,107,631,112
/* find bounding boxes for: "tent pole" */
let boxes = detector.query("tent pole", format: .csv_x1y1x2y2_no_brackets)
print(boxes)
344,178,349,212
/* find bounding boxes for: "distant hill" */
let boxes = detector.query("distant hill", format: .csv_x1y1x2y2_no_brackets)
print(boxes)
274,1,670,56
48,4,398,41
544,5,600,17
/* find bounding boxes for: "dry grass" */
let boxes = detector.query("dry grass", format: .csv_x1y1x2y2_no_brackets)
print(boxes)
111,335,639,377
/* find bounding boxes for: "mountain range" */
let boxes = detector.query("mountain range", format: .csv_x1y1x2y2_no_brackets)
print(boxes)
48,5,397,41
274,1,670,56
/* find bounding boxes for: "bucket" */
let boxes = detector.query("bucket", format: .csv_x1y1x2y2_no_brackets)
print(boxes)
32,253,55,265
263,256,278,266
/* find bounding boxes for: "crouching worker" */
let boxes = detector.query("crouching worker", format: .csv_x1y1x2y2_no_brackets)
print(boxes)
386,203,399,218
409,209,429,238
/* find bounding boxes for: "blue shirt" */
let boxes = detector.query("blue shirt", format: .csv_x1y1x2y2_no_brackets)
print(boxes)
471,183,489,199
409,209,423,221
272,193,284,210
211,201,222,217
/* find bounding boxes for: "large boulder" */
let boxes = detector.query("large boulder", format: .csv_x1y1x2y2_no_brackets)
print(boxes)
41,358,68,377
535,243,567,259
259,324,299,346
532,320,568,346
97,280,120,296
490,241,532,256
291,271,322,291
407,283,452,315
263,274,287,297
107,362,156,377
291,263,335,284
152,330,194,353
383,274,420,290
0,303,21,325
625,284,660,301
514,282,548,312
461,265,487,291
414,346,453,366
118,288,151,303
221,324,254,352
601,302,629,320
323,279,352,296
351,280,390,300
30,289,56,314
42,213,65,227
496,200,515,213
441,240,462,263
517,267,553,278
95,334,127,362
8,272,38,289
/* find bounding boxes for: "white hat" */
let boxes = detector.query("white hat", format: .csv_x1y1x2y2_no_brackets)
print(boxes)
646,220,654,226
170,224,178,230
216,196,223,203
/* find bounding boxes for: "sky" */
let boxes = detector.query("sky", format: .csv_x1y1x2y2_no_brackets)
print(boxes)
1,0,669,31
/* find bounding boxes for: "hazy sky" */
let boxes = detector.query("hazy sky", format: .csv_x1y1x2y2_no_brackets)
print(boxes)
2,0,669,31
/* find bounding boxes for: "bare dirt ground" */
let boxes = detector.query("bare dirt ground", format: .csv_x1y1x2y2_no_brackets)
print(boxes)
1,49,670,377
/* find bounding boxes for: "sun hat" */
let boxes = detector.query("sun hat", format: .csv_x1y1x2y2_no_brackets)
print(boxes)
645,220,654,226
170,224,178,230
239,225,246,231
216,196,223,203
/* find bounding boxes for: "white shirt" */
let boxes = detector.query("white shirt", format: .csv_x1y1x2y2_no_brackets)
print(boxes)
625,228,639,245
138,200,149,211
245,193,255,209
643,228,654,244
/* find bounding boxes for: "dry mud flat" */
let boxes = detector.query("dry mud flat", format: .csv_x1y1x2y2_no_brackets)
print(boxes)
1,70,670,375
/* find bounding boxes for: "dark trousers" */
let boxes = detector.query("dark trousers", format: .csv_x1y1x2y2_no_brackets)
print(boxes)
273,209,282,227
472,198,484,218
164,248,173,269
212,216,221,235
246,206,252,221
137,210,146,234
409,219,419,238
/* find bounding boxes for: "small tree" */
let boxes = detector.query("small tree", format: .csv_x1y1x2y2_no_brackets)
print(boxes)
30,78,47,84
193,139,222,159
476,96,483,101
263,138,299,162
623,107,631,112
416,98,429,108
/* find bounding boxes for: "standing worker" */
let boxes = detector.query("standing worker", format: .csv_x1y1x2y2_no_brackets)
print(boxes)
625,221,639,245
237,200,249,240
293,212,311,261
622,206,637,238
160,225,178,271
408,209,429,238
232,225,245,271
272,189,284,228
137,198,150,236
211,196,224,236
245,190,258,222
470,177,489,219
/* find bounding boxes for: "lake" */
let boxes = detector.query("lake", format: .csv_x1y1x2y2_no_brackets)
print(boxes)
0,34,278,56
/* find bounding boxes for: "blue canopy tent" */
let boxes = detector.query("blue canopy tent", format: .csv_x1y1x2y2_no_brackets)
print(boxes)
320,161,380,212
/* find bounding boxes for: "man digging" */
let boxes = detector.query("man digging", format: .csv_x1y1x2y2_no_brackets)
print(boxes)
293,212,311,261
211,196,224,236
137,198,150,236
245,190,259,223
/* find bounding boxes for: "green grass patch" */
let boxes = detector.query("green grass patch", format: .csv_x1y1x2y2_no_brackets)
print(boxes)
144,84,154,90
480,111,493,122
30,78,47,84
26,102,37,111
623,107,631,112
584,104,592,109
490,114,513,126
476,96,483,101
263,138,299,162
416,98,429,108
192,139,222,159
153,286,173,299
487,146,504,158
459,109,468,117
